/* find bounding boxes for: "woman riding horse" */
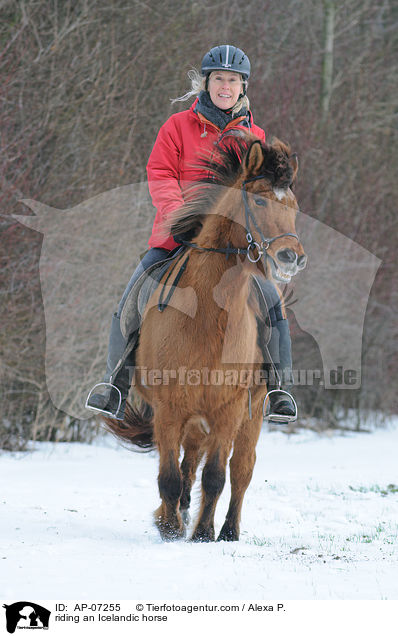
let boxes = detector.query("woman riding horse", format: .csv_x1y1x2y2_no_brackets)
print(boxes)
86,44,296,423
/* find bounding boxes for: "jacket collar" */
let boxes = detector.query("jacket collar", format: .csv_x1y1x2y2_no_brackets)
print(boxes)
190,97,253,133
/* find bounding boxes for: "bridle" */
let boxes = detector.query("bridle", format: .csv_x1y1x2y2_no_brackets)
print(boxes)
179,173,299,267
241,174,299,263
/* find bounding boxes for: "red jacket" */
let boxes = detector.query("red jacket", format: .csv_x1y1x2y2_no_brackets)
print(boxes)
146,98,266,250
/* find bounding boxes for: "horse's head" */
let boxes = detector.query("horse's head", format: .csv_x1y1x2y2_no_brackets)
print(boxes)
170,134,307,284
238,137,307,283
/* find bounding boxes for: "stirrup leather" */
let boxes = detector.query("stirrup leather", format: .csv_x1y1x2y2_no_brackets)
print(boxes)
262,389,297,423
85,382,122,418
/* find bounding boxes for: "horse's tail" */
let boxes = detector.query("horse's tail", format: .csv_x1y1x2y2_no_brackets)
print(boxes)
102,399,155,451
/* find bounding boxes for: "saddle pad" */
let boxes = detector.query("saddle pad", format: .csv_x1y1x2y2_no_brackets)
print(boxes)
120,247,188,338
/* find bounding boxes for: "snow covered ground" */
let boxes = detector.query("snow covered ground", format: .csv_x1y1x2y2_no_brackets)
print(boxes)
1,419,397,601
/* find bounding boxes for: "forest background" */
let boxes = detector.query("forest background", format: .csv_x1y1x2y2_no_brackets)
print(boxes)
1,0,397,449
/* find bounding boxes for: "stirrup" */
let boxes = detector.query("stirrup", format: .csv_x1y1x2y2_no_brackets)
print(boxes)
262,389,297,423
85,382,122,418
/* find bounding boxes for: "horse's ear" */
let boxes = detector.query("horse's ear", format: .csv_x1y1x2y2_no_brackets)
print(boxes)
289,153,298,183
244,141,264,175
269,136,298,185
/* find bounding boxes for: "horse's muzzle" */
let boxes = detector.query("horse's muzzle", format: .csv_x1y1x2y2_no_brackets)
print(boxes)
276,248,307,276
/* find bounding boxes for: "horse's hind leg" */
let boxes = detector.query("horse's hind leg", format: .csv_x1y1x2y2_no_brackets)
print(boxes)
153,411,185,541
217,415,263,542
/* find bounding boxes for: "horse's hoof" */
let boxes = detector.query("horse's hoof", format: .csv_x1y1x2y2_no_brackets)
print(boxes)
217,524,239,542
190,526,215,543
154,513,185,541
158,525,185,542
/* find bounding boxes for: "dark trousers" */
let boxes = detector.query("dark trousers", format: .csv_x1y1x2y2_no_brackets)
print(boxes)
101,248,170,382
255,279,293,387
117,248,170,318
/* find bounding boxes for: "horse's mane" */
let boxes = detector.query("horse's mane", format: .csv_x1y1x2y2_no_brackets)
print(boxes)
171,133,295,241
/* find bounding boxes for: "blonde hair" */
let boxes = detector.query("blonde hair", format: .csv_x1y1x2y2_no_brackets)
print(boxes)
171,68,250,116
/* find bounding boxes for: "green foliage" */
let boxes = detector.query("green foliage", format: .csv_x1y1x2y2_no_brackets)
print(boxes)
348,484,398,497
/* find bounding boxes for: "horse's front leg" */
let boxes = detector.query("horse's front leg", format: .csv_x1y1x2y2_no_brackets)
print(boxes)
191,429,232,543
217,413,263,542
180,421,206,526
153,411,185,541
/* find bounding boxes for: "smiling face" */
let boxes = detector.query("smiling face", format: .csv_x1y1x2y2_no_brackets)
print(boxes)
207,70,243,110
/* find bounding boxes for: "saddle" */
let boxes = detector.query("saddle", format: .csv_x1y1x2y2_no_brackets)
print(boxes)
120,250,273,348
120,246,197,338
119,250,277,373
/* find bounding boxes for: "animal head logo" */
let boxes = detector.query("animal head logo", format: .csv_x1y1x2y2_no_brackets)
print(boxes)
14,182,381,419
3,602,51,633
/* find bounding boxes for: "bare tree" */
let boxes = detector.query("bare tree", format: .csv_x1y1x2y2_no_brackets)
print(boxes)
1,0,397,447
320,0,335,120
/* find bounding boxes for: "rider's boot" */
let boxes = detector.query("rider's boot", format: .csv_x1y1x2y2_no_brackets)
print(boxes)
253,277,297,423
263,316,297,424
86,313,137,421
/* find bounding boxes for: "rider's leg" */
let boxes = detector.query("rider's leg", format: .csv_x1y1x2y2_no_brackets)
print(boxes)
86,248,170,419
256,279,296,421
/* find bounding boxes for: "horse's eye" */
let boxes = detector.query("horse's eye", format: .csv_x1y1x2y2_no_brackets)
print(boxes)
254,197,267,207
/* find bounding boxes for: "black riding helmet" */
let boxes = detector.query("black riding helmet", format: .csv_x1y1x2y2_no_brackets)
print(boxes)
201,44,250,95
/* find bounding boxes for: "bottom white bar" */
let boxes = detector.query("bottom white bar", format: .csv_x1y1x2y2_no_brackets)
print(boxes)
1,600,397,635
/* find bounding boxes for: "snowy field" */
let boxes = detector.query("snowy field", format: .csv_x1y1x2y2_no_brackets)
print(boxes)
1,419,397,601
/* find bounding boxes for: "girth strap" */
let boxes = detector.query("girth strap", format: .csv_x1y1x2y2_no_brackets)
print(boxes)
158,253,190,312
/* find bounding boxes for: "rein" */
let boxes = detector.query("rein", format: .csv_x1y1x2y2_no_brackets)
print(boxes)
179,174,299,265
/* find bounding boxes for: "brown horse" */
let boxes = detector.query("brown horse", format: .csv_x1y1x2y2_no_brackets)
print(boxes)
105,135,306,542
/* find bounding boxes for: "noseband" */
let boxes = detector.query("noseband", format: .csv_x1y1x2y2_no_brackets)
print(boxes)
179,173,299,265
